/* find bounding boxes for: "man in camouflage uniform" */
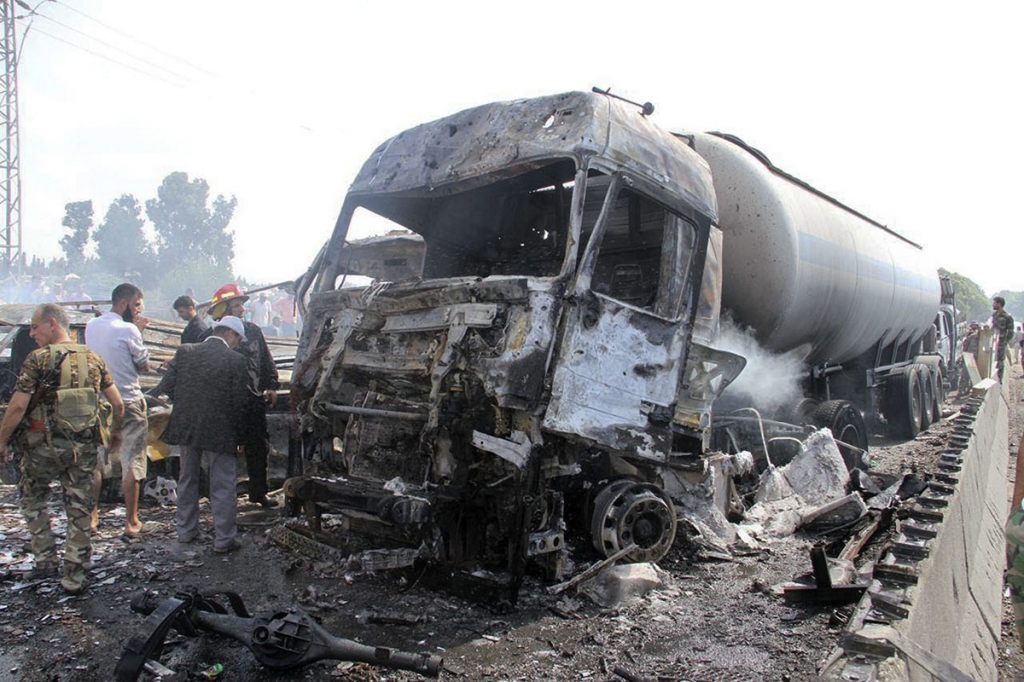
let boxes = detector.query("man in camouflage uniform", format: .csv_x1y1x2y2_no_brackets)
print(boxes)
0,304,124,595
992,296,1015,382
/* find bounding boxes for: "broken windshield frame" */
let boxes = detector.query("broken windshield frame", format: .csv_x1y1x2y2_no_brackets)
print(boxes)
314,158,699,322
327,160,580,286
574,173,699,323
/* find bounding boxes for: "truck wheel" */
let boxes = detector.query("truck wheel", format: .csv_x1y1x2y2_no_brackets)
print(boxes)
917,365,935,430
591,479,677,563
811,399,869,469
914,355,946,423
887,367,923,439
779,398,819,426
934,369,946,419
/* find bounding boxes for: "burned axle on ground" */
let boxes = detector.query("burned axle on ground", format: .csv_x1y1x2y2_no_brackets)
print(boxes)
114,588,443,680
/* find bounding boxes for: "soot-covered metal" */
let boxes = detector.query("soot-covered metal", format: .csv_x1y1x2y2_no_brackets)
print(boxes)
288,92,743,603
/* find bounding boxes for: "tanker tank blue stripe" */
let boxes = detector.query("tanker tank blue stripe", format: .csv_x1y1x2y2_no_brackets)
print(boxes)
797,232,932,291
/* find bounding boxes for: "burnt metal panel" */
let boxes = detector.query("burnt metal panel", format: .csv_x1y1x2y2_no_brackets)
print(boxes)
348,91,717,224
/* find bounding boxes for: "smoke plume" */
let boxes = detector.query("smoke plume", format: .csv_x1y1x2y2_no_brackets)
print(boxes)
713,318,810,417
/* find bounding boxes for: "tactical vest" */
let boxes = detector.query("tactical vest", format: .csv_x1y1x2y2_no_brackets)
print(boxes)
28,344,109,444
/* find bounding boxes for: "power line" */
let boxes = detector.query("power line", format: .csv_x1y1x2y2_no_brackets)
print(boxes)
33,11,191,82
14,0,47,68
30,26,184,87
49,0,219,79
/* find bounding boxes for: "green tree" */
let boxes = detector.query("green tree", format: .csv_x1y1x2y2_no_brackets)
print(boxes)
940,268,989,323
146,172,237,274
59,200,93,273
94,194,156,282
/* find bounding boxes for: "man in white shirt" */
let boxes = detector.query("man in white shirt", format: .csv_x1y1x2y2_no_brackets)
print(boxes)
86,283,154,537
252,293,272,328
1014,324,1024,366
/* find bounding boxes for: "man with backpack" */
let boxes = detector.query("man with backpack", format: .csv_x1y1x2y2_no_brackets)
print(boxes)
0,304,125,594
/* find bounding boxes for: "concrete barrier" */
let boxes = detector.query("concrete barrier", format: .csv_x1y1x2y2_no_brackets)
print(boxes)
824,382,1008,681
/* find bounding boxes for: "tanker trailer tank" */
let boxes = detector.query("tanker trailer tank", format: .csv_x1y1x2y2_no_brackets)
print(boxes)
685,131,943,448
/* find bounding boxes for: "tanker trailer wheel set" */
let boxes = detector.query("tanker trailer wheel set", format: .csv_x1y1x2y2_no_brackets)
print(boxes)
283,90,957,602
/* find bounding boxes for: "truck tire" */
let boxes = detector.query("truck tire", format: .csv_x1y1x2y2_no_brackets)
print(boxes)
811,399,869,469
887,366,923,439
917,364,935,430
914,356,945,423
779,398,819,426
933,368,945,419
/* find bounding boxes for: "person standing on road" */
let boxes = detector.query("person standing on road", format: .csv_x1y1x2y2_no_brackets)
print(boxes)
992,297,1015,383
151,316,250,553
203,284,280,507
173,295,209,345
252,293,272,328
272,291,297,336
86,283,155,536
0,304,125,594
1014,324,1024,366
262,315,282,338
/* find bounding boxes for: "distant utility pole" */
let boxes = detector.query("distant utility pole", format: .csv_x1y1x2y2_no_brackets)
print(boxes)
0,0,20,278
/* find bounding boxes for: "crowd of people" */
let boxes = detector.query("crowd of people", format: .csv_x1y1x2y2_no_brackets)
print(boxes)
2,274,301,339
0,280,287,594
2,274,95,306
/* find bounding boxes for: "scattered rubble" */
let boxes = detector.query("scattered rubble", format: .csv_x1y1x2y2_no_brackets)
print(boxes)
0,367,1020,680
578,563,665,609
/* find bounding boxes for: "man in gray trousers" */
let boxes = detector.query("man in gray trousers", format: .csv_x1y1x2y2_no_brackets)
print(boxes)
151,316,251,553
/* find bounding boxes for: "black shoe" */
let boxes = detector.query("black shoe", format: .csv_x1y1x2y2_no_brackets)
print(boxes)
251,496,279,508
213,538,242,554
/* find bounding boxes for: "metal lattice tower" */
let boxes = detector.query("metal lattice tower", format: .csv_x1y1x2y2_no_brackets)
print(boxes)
0,0,20,277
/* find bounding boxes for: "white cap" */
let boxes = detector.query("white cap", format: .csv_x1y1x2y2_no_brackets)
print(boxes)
212,315,247,341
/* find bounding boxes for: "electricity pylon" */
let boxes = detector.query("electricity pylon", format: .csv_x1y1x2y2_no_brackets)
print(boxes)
0,0,21,278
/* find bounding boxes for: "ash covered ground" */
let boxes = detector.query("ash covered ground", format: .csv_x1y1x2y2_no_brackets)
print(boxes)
0,364,1021,682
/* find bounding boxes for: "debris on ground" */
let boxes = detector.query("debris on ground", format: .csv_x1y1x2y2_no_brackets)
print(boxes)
0,365,1020,680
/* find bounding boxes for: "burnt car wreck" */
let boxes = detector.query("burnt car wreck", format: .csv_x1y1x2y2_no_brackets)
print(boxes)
287,92,745,602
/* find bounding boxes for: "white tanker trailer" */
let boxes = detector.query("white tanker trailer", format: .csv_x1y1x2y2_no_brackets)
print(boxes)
687,132,952,458
288,90,953,602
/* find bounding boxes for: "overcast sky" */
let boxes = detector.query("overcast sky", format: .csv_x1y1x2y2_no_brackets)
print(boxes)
14,1,1024,294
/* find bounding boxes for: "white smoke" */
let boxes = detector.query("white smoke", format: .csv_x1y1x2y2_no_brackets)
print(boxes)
713,318,811,417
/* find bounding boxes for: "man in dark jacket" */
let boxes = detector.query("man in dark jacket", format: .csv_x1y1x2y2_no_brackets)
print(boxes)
202,283,280,507
173,295,209,345
153,316,250,553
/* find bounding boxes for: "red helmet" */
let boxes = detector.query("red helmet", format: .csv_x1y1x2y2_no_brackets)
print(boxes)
208,283,249,320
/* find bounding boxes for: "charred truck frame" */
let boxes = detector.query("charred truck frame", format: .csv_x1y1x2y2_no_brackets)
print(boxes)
288,91,949,602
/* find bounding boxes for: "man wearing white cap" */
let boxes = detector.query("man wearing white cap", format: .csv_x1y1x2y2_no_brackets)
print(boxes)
150,316,250,553
203,283,279,507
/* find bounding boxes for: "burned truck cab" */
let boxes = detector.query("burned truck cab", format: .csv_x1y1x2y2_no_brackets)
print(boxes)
290,91,742,599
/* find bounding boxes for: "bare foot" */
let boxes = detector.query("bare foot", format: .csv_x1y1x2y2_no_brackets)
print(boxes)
125,521,142,536
90,510,99,533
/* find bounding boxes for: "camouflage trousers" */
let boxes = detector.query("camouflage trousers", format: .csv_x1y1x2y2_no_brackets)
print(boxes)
996,341,1010,382
18,434,97,592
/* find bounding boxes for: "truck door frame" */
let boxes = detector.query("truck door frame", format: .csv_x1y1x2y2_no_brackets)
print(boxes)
543,170,707,461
